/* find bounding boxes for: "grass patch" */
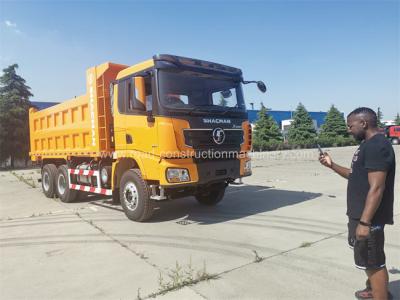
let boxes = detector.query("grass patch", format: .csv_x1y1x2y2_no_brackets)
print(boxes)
300,242,312,248
10,171,37,188
252,250,264,263
148,260,218,297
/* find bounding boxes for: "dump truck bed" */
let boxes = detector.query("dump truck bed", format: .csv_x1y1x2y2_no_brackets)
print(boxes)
29,63,127,161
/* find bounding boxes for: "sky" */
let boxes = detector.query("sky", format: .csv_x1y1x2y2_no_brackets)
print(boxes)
0,0,399,119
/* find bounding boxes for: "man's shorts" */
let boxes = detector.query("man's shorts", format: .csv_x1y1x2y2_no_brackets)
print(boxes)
347,218,386,270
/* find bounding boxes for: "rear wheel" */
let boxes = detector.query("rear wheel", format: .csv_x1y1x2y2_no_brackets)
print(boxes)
195,182,226,205
42,164,57,198
56,165,77,203
120,169,154,222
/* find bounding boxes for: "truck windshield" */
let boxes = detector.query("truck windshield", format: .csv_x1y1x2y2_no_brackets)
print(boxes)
158,70,246,113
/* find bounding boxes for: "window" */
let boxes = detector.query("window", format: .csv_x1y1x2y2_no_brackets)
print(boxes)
118,77,146,114
158,70,245,112
211,88,237,108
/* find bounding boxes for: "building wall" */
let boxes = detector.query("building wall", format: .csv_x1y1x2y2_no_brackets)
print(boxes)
248,110,328,130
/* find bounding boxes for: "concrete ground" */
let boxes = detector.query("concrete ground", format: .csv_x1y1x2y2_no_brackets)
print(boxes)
0,146,399,300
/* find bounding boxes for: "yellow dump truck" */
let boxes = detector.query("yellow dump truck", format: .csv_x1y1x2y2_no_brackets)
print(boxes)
29,54,266,221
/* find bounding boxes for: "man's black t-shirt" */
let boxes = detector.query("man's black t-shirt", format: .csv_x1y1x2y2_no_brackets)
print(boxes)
347,133,396,225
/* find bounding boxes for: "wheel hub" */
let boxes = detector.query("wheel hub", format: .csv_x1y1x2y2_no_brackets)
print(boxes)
43,172,50,191
123,182,139,211
58,174,66,195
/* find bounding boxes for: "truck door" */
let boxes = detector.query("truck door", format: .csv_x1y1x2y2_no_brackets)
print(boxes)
116,76,158,155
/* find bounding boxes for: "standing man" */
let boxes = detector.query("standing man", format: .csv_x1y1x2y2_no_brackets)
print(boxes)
319,107,396,300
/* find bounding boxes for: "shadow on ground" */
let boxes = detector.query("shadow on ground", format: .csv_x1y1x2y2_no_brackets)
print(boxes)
72,185,322,224
149,185,322,224
389,280,400,299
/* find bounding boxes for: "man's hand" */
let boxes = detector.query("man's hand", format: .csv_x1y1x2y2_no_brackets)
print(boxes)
319,152,332,168
356,224,370,240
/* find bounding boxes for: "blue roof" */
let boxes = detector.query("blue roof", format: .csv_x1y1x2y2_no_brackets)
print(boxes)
31,101,59,110
248,110,328,128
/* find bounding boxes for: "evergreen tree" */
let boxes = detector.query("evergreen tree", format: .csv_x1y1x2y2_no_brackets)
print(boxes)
377,107,384,128
394,113,400,126
253,106,282,150
287,103,317,145
319,105,348,138
0,64,33,168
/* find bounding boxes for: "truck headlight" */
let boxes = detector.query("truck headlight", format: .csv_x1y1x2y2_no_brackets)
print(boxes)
166,168,190,183
244,160,251,173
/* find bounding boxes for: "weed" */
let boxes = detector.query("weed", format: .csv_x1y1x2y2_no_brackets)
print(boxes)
300,242,312,248
154,260,218,296
252,250,264,263
9,171,37,188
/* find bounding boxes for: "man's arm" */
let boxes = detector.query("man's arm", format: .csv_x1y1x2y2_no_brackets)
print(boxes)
360,171,387,224
356,170,387,239
319,152,351,179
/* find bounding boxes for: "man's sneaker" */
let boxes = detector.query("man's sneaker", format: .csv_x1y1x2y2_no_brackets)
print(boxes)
355,287,393,300
355,287,373,299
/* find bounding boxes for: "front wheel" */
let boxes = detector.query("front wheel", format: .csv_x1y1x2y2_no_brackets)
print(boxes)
120,169,154,222
195,182,226,205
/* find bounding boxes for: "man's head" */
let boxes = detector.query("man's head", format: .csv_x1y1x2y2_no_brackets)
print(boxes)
346,107,378,142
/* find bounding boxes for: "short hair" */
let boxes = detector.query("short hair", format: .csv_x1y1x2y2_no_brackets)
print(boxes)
347,107,377,128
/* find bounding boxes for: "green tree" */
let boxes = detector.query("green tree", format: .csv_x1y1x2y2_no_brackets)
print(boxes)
377,107,384,128
287,103,317,146
319,105,348,138
0,64,33,168
394,113,400,125
253,106,282,150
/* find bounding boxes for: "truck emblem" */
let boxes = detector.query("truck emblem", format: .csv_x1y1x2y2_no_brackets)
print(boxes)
212,128,225,145
203,118,231,124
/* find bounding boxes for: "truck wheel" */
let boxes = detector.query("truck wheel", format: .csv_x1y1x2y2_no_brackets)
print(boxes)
392,138,399,145
42,164,57,198
195,182,226,205
120,169,154,222
56,165,77,203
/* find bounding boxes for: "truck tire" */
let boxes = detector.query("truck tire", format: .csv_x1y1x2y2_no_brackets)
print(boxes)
195,182,226,205
120,169,154,222
42,164,57,198
56,165,77,203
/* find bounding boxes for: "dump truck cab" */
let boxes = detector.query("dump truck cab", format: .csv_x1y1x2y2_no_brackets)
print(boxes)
30,54,266,222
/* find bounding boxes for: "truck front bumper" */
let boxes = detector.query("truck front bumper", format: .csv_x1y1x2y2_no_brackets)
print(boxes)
159,156,251,187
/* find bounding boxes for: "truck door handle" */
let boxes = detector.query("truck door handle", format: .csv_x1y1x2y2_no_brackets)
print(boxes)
126,134,133,144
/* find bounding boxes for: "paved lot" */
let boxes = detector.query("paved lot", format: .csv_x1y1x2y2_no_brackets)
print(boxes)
0,146,399,299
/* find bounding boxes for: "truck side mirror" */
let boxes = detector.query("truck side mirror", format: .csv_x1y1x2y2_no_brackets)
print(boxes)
242,80,267,93
257,81,267,93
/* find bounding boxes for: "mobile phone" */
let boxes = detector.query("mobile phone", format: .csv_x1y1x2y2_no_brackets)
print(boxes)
317,144,324,156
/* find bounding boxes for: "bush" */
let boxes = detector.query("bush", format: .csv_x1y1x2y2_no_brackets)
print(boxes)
317,135,356,147
252,136,357,152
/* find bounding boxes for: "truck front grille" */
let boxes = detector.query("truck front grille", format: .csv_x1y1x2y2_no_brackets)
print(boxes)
183,129,243,151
